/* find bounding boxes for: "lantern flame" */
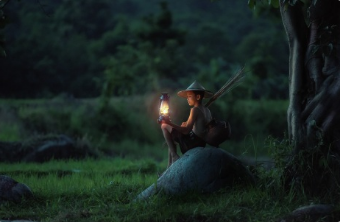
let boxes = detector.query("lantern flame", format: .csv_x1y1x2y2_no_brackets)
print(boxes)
159,101,169,115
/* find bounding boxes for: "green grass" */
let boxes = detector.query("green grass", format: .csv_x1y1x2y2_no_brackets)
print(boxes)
0,157,335,222
0,123,21,141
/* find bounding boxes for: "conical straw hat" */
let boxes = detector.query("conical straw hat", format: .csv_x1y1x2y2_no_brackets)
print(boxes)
177,80,213,98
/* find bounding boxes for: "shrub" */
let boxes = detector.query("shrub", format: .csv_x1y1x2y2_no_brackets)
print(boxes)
210,99,288,141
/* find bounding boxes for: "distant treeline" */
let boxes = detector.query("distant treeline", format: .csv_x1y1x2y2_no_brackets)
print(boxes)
0,0,288,99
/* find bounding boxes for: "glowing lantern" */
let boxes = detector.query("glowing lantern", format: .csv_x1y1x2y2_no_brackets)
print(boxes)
158,93,170,123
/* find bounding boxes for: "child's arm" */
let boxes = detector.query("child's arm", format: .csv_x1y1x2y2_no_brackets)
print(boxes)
163,108,198,134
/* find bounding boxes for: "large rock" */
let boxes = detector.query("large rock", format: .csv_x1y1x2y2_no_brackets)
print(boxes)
0,134,99,163
22,135,94,163
0,175,33,204
135,147,255,201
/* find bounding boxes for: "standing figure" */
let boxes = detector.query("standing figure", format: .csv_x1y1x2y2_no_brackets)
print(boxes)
161,81,213,168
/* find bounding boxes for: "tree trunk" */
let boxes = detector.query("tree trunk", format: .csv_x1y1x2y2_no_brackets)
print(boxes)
280,0,340,196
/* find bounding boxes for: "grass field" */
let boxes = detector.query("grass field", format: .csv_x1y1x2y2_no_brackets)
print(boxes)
1,156,338,222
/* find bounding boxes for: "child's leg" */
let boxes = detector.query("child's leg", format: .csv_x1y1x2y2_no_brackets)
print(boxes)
167,149,172,168
161,124,180,167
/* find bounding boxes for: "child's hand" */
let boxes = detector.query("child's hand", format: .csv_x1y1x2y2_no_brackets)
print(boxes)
181,122,187,127
161,119,171,124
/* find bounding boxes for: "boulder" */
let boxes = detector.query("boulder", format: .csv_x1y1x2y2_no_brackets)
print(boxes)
0,134,99,163
0,175,33,204
22,135,94,163
135,147,255,201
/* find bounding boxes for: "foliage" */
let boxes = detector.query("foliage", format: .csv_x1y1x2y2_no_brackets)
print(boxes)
0,104,22,141
0,96,288,154
0,95,164,155
0,0,288,99
102,2,187,98
0,96,288,161
312,25,340,57
283,144,340,198
210,99,288,140
0,123,20,141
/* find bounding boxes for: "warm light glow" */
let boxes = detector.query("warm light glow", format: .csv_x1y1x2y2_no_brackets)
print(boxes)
159,101,169,115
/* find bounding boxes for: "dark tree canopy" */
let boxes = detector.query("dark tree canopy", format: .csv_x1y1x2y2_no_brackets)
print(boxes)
0,0,288,99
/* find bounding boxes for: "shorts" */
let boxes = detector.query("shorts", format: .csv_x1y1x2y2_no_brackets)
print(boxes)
171,129,206,154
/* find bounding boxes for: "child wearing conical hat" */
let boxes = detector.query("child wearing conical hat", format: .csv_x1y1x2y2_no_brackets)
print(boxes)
160,81,213,168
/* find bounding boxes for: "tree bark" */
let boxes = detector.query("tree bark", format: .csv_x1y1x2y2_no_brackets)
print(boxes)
280,0,340,196
280,0,308,152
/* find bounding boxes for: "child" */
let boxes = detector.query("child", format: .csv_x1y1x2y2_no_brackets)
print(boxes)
160,81,213,168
